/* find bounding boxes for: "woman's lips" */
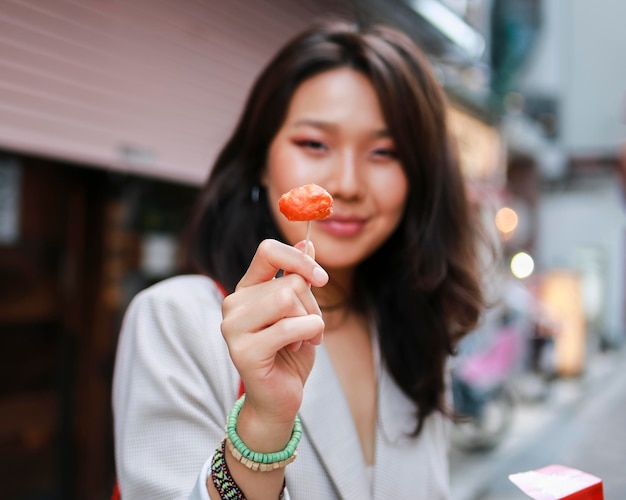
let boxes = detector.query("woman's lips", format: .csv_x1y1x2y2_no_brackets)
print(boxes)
318,215,367,236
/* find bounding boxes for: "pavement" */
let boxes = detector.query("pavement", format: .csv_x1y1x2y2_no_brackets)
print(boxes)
449,346,626,500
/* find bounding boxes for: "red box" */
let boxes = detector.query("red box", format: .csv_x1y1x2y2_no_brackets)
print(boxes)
509,464,604,499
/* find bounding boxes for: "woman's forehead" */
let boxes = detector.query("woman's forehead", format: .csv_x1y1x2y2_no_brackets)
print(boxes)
282,68,388,131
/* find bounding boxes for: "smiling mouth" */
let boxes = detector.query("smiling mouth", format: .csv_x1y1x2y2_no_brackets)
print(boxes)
318,216,367,236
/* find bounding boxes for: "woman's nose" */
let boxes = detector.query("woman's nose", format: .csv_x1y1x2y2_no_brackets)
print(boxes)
327,150,362,200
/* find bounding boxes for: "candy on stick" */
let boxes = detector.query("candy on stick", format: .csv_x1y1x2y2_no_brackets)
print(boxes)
278,184,333,254
279,184,333,221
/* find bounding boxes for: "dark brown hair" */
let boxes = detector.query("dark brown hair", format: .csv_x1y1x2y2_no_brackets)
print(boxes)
185,20,485,435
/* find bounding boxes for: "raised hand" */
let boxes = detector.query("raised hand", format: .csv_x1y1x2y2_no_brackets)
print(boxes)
221,238,328,426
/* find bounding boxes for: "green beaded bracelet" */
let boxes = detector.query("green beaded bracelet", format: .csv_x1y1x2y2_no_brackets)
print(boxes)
226,394,302,471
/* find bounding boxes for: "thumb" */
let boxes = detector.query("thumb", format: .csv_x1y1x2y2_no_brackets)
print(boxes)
294,239,315,260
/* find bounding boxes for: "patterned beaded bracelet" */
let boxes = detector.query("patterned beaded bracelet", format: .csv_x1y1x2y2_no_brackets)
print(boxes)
211,439,288,499
226,395,302,472
211,439,246,499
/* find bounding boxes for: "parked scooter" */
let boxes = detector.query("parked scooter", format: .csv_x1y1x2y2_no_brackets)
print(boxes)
450,311,525,451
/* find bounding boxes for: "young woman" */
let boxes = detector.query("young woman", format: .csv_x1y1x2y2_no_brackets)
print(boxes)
113,19,485,500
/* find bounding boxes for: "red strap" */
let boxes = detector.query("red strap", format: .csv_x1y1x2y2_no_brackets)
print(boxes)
215,280,229,300
238,379,245,398
111,482,121,500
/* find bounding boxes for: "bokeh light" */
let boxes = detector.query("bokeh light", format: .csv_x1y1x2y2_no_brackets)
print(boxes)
495,206,519,235
510,251,534,279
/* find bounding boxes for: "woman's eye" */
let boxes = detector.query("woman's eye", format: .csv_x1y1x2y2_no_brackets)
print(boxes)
296,140,327,151
372,148,398,159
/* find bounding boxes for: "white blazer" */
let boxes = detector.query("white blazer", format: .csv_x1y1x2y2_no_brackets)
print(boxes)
113,275,451,499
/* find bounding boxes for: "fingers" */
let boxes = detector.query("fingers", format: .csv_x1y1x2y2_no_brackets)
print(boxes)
222,238,328,372
222,273,322,335
237,239,328,290
229,314,325,364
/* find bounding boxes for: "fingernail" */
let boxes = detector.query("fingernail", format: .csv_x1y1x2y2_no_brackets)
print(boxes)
312,266,328,285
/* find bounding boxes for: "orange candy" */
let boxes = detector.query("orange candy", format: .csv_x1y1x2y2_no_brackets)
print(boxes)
278,184,333,222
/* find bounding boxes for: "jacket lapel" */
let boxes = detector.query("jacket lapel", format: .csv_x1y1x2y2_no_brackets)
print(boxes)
373,361,451,499
377,358,418,444
299,344,372,499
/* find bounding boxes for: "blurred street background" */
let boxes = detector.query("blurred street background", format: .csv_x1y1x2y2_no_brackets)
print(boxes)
0,1,624,499
450,345,626,499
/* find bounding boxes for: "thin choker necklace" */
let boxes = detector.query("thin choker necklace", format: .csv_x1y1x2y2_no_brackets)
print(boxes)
316,278,350,313
319,301,347,312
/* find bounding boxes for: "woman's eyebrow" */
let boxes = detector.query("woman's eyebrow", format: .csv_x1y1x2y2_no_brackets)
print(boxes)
291,119,335,131
291,119,391,137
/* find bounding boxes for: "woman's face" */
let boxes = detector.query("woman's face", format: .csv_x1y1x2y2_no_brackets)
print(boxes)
264,68,409,275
